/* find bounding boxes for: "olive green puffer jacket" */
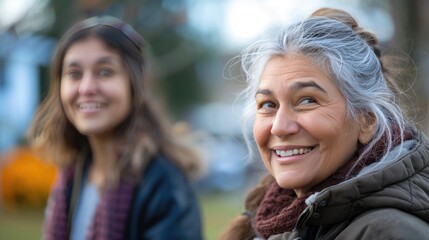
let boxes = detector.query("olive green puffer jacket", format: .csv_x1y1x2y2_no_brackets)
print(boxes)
269,132,429,240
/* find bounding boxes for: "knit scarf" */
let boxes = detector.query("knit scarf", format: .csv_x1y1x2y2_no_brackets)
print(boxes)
44,166,136,240
253,127,413,239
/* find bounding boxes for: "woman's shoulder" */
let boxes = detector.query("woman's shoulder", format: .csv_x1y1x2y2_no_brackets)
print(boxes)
128,154,202,238
135,154,197,204
143,154,189,183
339,208,429,239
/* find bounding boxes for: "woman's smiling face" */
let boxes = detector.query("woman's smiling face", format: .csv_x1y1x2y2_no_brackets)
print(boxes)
253,54,364,196
60,37,132,139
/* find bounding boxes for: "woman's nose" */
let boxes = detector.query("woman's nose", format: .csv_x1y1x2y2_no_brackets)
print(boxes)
78,73,97,95
271,107,299,137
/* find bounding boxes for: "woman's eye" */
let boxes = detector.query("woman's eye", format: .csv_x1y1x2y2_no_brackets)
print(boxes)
67,71,82,80
298,97,317,105
261,101,276,109
99,69,113,77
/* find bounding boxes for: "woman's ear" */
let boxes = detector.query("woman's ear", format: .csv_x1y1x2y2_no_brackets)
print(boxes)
358,112,377,145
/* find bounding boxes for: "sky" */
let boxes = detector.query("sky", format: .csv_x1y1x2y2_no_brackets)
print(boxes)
186,0,394,51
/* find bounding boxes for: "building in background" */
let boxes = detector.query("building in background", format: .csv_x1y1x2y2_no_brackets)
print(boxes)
0,32,54,152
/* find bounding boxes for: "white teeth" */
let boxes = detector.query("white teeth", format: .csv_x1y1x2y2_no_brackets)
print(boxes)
275,148,312,157
79,103,105,110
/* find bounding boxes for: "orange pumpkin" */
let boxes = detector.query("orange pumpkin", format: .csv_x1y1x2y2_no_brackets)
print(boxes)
0,147,58,209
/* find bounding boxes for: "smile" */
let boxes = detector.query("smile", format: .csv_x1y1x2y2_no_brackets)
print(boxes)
275,147,314,157
78,102,107,111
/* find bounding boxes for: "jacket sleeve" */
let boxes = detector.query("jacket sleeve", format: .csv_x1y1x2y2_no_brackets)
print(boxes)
128,155,203,240
336,208,429,240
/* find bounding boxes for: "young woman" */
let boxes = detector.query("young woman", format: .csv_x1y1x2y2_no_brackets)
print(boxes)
222,8,429,240
29,16,202,240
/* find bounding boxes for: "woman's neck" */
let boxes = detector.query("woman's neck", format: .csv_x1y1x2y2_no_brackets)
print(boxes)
87,135,118,187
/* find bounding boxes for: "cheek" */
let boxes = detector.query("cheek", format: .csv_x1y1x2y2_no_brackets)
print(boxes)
317,119,359,173
112,83,133,117
305,110,345,140
253,118,275,175
253,117,270,147
60,81,72,105
59,82,75,123
110,79,131,99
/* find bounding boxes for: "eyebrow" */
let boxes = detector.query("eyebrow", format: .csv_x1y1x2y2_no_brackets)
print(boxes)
255,80,327,98
96,56,117,65
291,80,327,93
255,89,273,97
63,56,117,68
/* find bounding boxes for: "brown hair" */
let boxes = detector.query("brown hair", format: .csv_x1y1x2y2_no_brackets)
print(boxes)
28,16,200,186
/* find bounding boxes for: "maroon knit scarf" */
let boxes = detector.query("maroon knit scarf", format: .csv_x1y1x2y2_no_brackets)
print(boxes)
254,128,413,239
44,167,136,240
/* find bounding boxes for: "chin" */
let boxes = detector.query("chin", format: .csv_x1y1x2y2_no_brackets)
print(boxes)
274,177,292,189
273,172,305,191
76,127,104,136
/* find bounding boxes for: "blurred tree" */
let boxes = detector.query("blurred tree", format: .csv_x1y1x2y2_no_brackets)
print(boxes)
388,0,429,133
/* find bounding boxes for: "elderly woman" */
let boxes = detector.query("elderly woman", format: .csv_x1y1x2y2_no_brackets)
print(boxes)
222,8,429,240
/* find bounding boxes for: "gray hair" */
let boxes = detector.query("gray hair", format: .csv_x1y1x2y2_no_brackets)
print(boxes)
238,16,410,166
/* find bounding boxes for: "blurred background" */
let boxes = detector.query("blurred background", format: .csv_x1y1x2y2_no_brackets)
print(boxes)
0,0,428,239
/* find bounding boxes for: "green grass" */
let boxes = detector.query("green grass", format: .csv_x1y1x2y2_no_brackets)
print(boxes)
199,192,244,240
0,192,244,240
0,208,44,239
